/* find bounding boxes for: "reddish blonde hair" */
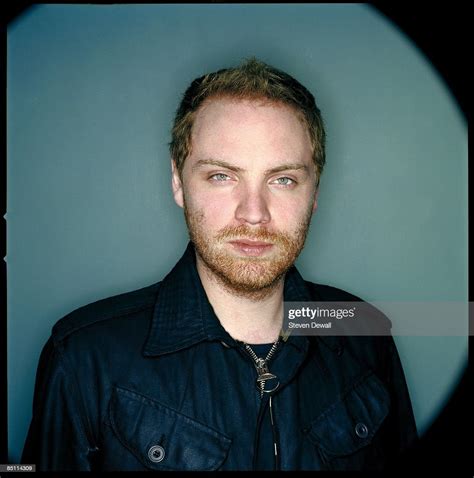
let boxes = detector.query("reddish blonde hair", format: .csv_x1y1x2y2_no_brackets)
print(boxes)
169,58,326,185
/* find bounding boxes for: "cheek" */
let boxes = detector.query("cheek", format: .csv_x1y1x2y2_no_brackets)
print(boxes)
186,189,235,226
271,195,313,228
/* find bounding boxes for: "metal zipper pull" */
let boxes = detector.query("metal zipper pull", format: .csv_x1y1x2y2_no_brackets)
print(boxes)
255,358,278,383
244,341,281,396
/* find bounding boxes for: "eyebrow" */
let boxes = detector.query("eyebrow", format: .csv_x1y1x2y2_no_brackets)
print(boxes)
192,159,244,173
192,158,309,175
266,163,309,175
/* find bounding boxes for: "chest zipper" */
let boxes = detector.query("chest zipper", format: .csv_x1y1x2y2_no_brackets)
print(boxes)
243,342,280,398
268,395,280,468
243,342,281,469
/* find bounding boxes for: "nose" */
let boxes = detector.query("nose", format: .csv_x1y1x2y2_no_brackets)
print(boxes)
234,184,271,225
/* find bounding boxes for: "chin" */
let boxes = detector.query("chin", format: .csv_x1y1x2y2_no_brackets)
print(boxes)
218,259,288,289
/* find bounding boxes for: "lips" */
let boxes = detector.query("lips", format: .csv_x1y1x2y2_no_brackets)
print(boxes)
228,239,274,256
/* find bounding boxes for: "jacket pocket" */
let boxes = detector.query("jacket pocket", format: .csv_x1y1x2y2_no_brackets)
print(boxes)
306,372,390,470
108,386,232,471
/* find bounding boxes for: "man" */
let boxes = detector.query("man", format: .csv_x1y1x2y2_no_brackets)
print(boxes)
21,58,418,471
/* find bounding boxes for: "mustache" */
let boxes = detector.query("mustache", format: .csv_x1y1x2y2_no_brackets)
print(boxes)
215,225,290,244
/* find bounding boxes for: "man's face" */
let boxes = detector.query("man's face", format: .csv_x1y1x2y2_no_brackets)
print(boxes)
172,97,318,296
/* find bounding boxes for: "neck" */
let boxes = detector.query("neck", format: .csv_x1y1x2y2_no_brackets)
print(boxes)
196,253,285,344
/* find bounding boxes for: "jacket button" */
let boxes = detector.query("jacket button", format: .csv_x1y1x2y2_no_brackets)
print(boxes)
355,422,369,439
148,445,165,463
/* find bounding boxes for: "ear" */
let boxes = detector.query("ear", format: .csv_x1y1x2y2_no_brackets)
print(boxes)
171,160,184,208
312,188,319,214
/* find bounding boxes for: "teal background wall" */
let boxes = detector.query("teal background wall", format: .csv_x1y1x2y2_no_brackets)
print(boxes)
7,4,467,462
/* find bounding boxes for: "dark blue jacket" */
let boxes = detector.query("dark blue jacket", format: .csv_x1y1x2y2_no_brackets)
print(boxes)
21,243,418,471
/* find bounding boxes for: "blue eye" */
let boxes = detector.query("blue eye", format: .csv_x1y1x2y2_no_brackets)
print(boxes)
210,173,231,181
273,177,295,186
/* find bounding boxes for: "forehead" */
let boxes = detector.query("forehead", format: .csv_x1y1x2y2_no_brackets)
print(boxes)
190,97,312,163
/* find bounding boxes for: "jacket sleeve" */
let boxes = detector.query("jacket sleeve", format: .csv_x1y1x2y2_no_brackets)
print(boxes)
21,336,98,471
381,335,419,461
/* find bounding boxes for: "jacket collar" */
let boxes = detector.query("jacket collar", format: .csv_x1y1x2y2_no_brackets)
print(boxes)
143,242,342,356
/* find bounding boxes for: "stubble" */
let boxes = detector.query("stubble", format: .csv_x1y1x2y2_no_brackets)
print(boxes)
183,199,313,300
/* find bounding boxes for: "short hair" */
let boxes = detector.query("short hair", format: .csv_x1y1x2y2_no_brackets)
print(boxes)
169,57,326,185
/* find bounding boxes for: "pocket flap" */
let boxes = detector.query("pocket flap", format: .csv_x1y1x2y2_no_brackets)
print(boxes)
109,386,232,471
307,372,390,456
